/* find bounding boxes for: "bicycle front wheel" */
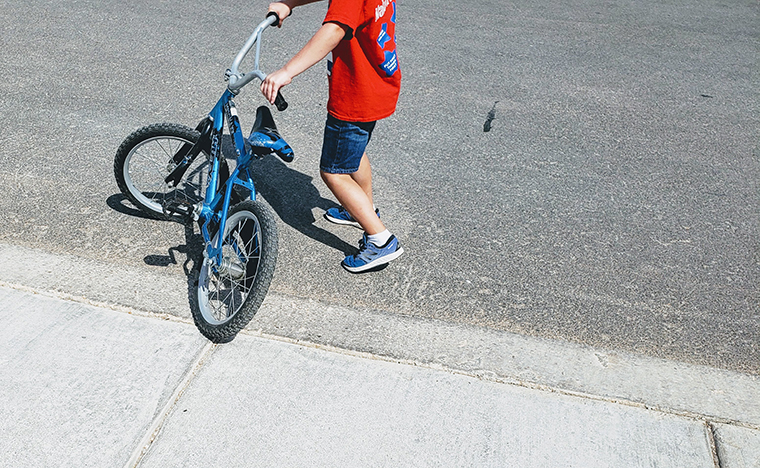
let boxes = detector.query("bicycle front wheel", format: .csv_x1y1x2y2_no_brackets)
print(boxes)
114,123,210,220
194,200,278,342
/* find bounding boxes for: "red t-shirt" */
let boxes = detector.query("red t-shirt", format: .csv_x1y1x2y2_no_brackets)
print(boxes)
323,0,401,122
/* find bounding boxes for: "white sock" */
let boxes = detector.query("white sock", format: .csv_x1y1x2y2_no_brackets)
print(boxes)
367,229,391,247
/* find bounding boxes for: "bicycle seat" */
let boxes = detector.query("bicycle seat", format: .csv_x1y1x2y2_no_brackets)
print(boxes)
248,106,294,163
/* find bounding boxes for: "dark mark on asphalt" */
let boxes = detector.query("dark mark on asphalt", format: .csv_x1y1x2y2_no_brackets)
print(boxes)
484,101,499,132
700,94,714,98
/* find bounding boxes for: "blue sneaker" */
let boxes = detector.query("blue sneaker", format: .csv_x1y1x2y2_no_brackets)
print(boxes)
342,234,404,273
324,206,380,229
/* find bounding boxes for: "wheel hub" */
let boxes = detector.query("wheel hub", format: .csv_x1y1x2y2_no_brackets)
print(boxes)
217,257,246,280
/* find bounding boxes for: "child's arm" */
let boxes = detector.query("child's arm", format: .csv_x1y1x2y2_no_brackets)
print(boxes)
260,21,346,104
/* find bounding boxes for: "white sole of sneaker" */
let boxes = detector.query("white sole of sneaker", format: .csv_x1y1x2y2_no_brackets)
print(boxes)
323,213,362,228
342,247,405,273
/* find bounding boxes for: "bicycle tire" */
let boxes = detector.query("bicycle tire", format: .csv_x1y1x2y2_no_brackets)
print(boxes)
193,199,278,342
114,123,211,221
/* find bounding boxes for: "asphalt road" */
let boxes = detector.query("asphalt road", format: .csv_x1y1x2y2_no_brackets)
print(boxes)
0,0,757,373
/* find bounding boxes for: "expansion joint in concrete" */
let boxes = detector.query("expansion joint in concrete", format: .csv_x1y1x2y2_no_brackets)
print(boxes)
124,341,217,468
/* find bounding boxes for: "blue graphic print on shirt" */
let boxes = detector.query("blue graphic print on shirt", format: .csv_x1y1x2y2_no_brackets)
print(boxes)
377,23,391,49
377,2,398,77
381,50,398,76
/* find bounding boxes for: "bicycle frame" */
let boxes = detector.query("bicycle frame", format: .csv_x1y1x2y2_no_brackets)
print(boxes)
191,91,254,263
193,14,281,267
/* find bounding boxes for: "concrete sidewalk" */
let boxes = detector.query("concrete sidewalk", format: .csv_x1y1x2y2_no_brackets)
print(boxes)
1,284,758,467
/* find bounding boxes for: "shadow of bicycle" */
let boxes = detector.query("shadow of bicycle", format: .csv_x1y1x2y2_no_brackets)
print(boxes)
106,134,358,303
106,193,162,221
247,158,356,255
218,134,355,255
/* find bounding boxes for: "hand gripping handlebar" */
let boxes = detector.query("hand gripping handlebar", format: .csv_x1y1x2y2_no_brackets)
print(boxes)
226,12,288,111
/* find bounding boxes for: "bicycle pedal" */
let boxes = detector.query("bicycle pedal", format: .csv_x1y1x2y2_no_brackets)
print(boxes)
162,199,195,219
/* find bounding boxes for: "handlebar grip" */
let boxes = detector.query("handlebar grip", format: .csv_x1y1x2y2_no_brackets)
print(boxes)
266,11,280,27
274,91,288,111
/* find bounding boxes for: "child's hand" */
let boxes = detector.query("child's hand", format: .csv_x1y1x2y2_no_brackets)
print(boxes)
268,2,292,27
261,68,292,104
260,20,344,104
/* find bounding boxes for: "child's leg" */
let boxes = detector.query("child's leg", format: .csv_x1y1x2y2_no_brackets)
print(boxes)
351,153,374,208
321,166,385,235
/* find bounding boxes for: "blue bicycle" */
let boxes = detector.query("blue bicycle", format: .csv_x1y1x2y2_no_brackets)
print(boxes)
114,13,291,342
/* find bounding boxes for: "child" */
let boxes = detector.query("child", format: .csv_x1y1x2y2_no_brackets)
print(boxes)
261,0,403,273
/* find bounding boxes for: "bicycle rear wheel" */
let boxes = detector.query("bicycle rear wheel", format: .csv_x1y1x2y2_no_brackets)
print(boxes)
114,123,211,220
194,200,278,342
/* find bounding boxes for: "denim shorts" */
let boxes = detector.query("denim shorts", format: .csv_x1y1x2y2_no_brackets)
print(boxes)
320,114,377,174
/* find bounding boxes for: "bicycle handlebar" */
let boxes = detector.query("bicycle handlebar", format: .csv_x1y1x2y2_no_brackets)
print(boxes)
227,13,288,111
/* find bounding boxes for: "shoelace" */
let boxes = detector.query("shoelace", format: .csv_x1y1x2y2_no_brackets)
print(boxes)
358,234,368,251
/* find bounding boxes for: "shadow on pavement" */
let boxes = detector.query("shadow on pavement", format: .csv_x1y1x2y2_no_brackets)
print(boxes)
105,135,359,327
247,155,356,256
105,193,160,221
220,134,355,256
